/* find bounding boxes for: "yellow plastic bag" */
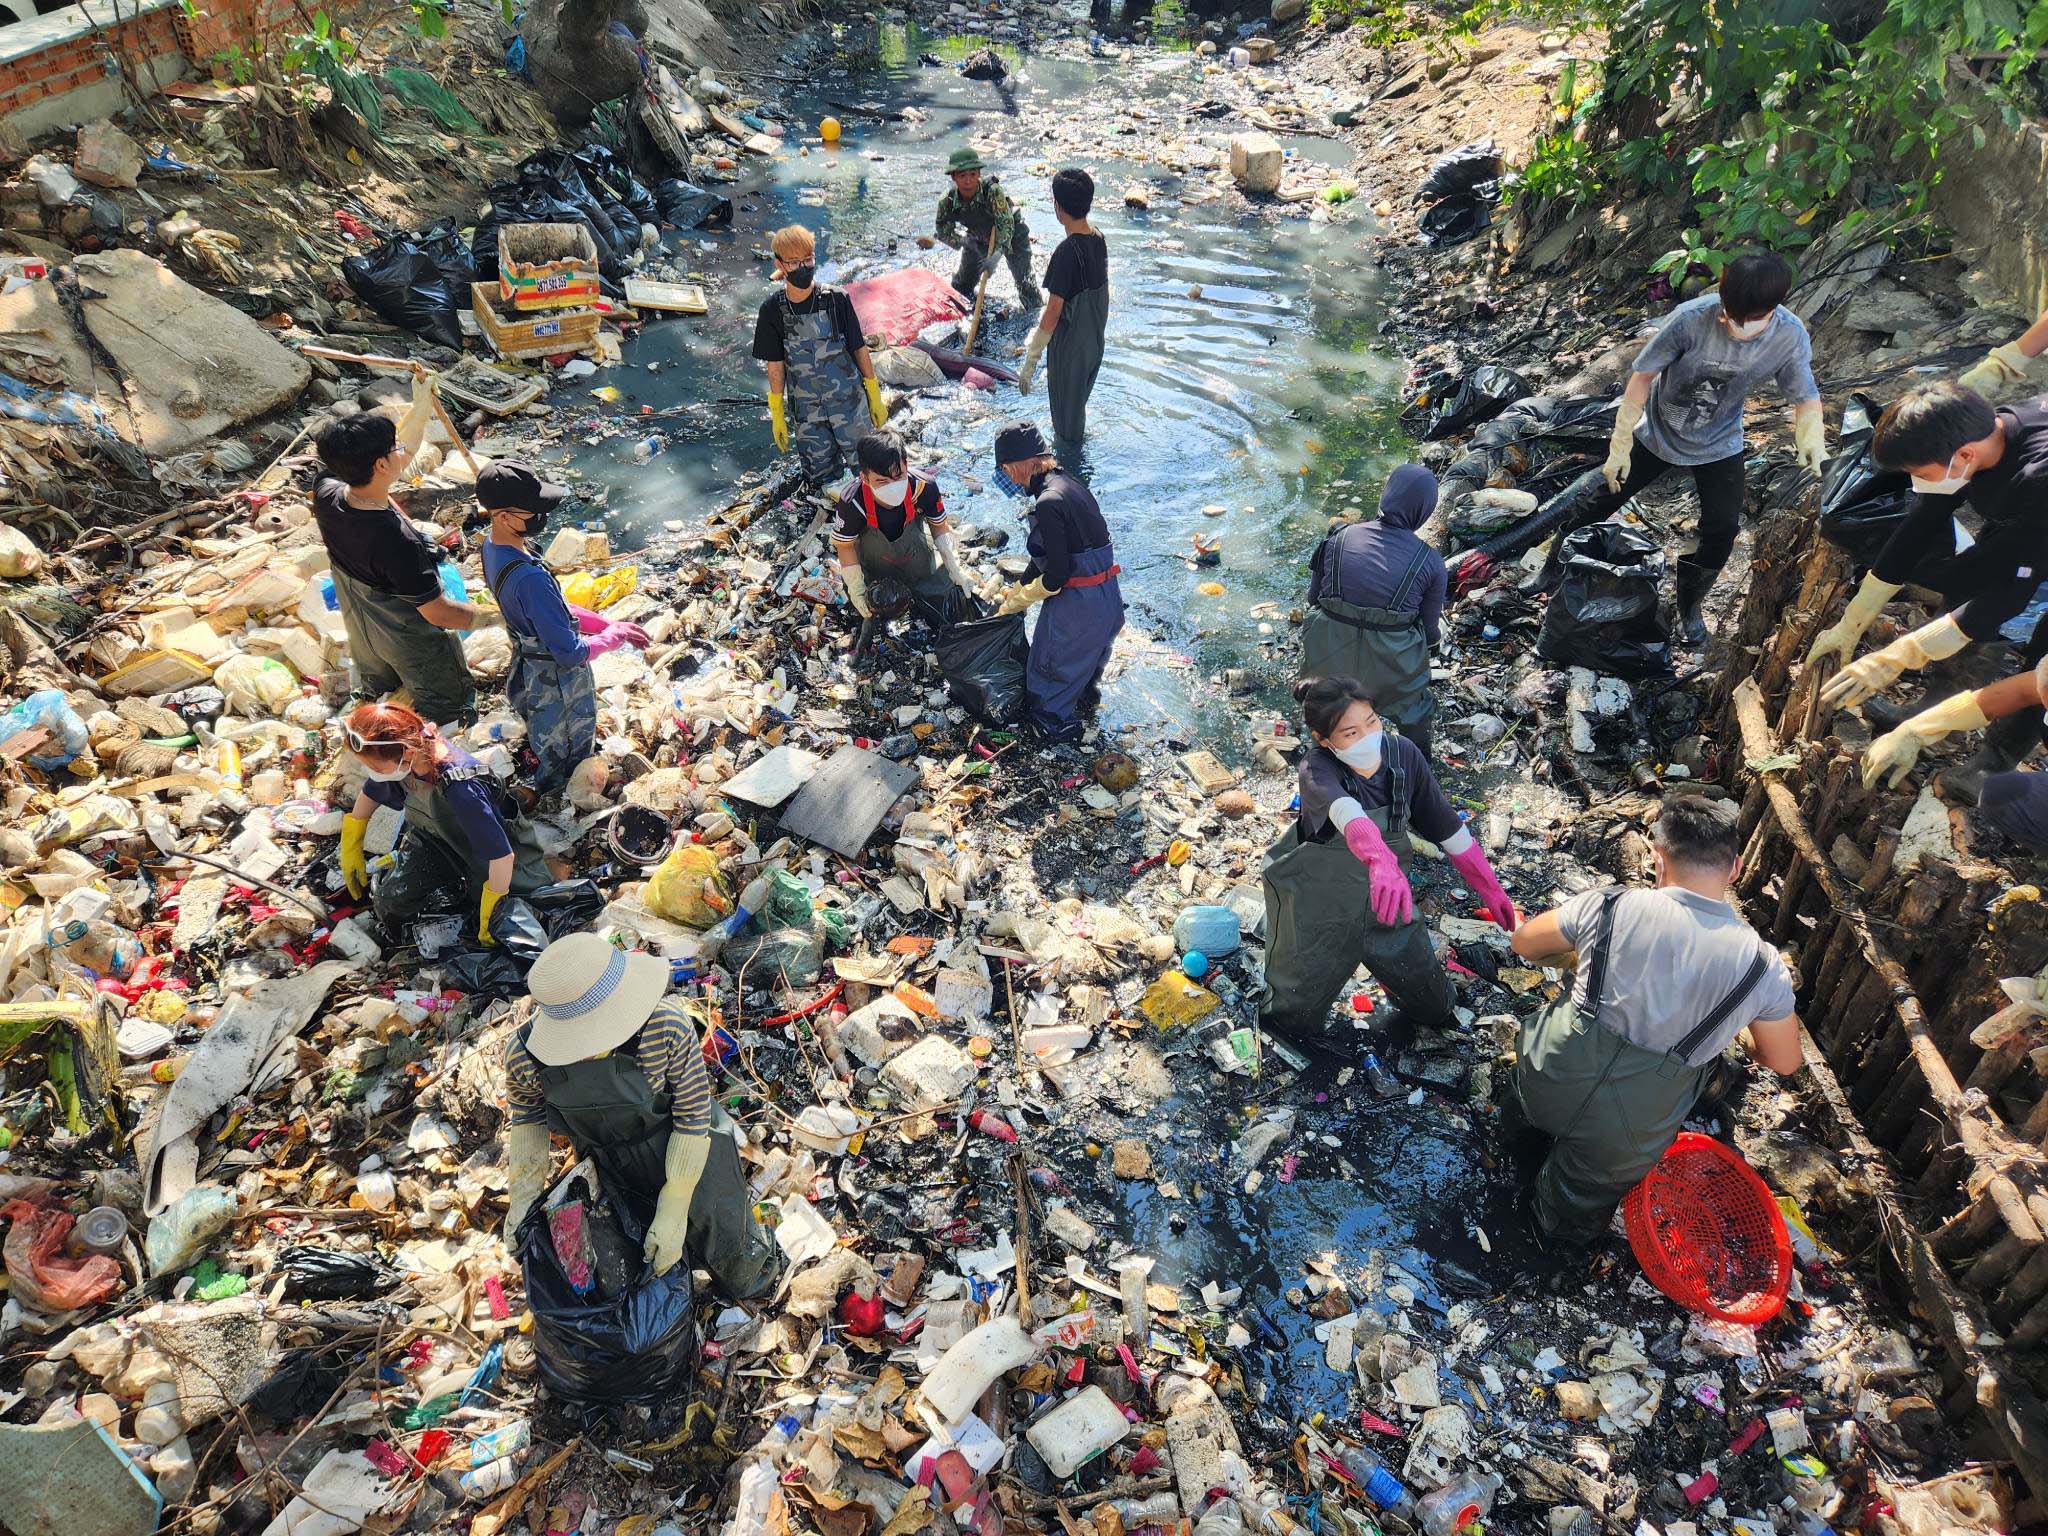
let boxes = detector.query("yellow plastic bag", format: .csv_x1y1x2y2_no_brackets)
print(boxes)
643,840,730,928
1137,970,1219,1030
562,565,639,611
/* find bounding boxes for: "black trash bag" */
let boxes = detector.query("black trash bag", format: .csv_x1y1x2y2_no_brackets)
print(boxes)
529,879,607,939
1417,141,1505,204
571,143,658,227
652,179,733,228
937,613,1032,724
516,1200,696,1410
1422,364,1531,441
277,1245,402,1300
1536,522,1673,678
1818,393,1915,566
867,576,912,621
909,584,984,631
960,46,1008,80
341,220,475,349
162,684,226,728
247,1348,349,1424
441,947,528,1000
1420,198,1492,247
487,896,549,964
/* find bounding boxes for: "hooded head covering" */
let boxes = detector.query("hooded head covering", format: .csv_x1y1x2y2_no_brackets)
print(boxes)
1378,464,1438,530
994,422,1048,465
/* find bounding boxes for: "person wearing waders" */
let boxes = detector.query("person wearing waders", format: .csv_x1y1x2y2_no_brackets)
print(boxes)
500,932,783,1299
477,462,650,799
1810,382,2048,798
936,149,1042,311
752,224,887,488
1017,168,1108,444
337,702,552,942
1300,464,1448,759
312,378,477,726
1257,677,1516,1091
1524,252,1825,646
833,432,975,626
1861,652,2048,851
1507,796,1801,1246
989,422,1123,741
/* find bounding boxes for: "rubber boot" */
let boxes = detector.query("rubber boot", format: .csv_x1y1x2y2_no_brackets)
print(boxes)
1939,709,2038,804
1673,560,1713,648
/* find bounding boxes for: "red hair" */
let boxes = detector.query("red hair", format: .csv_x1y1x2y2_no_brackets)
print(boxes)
344,702,448,782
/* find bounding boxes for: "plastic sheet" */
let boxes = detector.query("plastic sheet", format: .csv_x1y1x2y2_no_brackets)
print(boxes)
937,613,1031,724
0,688,88,771
516,1202,697,1410
1535,522,1673,678
340,220,474,349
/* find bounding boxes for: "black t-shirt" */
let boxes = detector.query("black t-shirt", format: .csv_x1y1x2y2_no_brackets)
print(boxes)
1296,736,1461,847
1023,469,1112,590
751,286,865,365
313,479,441,603
1046,232,1108,300
1872,399,2048,640
832,475,949,545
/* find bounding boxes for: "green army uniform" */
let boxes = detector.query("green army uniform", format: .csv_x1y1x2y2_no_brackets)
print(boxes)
937,151,1041,310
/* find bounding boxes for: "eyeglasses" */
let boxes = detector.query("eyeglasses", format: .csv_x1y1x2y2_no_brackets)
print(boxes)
344,725,408,753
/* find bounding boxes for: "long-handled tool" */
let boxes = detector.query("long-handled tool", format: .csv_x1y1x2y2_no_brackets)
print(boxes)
963,224,999,354
299,346,482,478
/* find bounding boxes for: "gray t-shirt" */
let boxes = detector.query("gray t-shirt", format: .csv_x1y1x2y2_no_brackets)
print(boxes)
1554,885,1795,1062
1632,295,1819,466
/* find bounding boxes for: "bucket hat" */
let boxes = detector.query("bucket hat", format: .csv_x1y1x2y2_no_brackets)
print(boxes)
946,148,985,174
525,931,669,1066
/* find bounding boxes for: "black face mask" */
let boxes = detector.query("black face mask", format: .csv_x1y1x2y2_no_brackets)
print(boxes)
518,507,549,538
783,263,816,289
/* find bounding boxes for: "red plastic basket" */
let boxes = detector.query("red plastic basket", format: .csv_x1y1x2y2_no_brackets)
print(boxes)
1621,1133,1791,1324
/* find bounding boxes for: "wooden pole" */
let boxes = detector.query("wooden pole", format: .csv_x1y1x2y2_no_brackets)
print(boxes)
299,345,483,478
963,225,999,354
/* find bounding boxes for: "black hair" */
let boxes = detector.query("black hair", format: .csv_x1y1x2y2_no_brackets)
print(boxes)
1292,675,1376,739
316,412,399,488
1873,382,1998,471
1717,252,1794,322
1652,794,1741,871
857,431,906,477
1052,168,1095,219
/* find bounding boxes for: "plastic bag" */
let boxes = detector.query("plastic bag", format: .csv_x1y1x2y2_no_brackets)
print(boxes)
0,1200,122,1310
278,1245,401,1300
486,895,549,963
249,1348,349,1424
215,654,298,716
1536,522,1672,678
937,613,1031,724
562,565,638,610
1420,199,1492,246
753,868,817,932
517,1202,696,1410
163,684,226,727
1818,393,1916,566
441,948,527,1000
1417,141,1504,204
530,880,607,937
651,178,732,228
644,840,728,927
570,144,658,227
340,221,474,350
1421,364,1530,441
1,688,88,771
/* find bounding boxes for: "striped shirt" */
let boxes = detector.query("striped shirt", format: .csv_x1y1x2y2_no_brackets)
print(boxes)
504,1001,714,1138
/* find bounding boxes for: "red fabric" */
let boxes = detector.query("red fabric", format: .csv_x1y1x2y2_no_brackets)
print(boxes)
1063,563,1121,589
843,269,970,348
1,1201,122,1311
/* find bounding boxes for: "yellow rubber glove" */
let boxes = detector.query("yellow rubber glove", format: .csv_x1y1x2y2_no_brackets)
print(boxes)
502,1120,551,1241
864,375,887,427
1807,571,1902,669
646,1130,710,1276
339,815,369,900
1861,690,1992,790
996,576,1053,617
1603,397,1645,493
1018,329,1048,395
769,392,790,453
1794,408,1826,474
1960,341,2034,396
479,884,505,946
1821,613,1970,708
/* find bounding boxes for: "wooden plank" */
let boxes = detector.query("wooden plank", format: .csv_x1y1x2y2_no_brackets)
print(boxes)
776,745,920,858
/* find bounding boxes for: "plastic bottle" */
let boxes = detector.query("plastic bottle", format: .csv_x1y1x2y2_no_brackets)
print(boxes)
1196,1496,1245,1536
1110,1494,1183,1528
1415,1474,1499,1536
1335,1445,1416,1520
725,1412,803,1536
1360,1051,1402,1100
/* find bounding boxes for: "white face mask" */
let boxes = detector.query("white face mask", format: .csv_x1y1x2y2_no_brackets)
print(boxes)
873,476,910,507
363,764,409,783
1723,312,1771,340
1332,730,1383,775
1910,454,1970,496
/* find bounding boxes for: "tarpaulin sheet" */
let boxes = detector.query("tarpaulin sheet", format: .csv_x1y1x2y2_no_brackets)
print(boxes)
844,268,971,347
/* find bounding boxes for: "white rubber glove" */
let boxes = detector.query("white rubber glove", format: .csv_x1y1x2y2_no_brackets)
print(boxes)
1821,613,1971,709
934,530,972,591
502,1120,551,1242
645,1130,710,1276
842,563,872,618
1807,572,1902,669
1794,408,1826,474
1604,397,1645,493
1018,329,1048,395
1862,691,1993,790
1960,341,2034,396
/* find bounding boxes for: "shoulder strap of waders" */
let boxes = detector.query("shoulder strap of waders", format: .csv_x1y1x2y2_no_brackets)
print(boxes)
1553,888,1629,1142
1668,948,1772,1066
1384,748,1409,844
1388,542,1433,610
486,547,535,605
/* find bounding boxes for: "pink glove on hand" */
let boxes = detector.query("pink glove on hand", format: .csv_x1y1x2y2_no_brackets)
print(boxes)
1344,816,1414,927
583,620,650,657
1449,841,1517,931
571,605,608,636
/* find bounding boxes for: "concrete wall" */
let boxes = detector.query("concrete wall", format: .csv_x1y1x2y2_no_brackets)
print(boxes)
1931,62,2048,320
0,0,187,136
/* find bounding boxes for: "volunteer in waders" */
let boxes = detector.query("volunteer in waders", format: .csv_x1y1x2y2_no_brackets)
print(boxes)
834,432,975,625
477,461,649,799
313,377,477,725
752,224,888,488
1017,168,1108,443
1810,382,2048,791
989,422,1123,741
337,702,551,941
501,932,782,1299
935,149,1042,311
1526,252,1824,647
1507,796,1801,1246
1861,653,2048,850
1259,677,1516,1076
1301,463,1447,759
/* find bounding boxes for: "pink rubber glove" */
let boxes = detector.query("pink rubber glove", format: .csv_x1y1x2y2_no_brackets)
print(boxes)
1344,816,1414,927
583,620,650,657
571,605,608,636
1449,841,1517,931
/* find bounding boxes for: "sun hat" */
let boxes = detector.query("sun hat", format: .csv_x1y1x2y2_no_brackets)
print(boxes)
946,148,985,174
525,931,670,1066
